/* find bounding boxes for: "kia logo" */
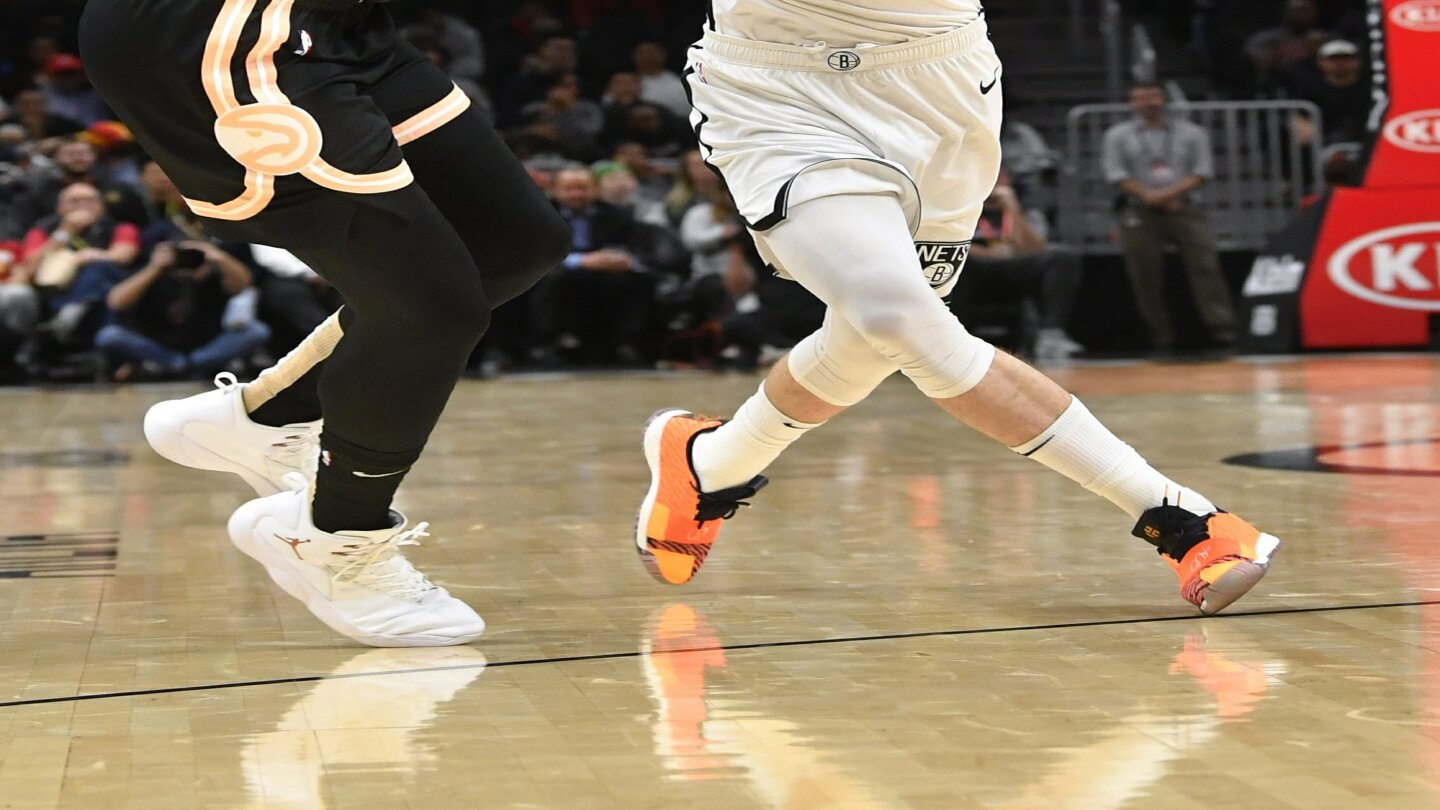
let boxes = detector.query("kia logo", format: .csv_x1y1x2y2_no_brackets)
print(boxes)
1384,109,1440,153
1391,0,1440,31
1328,223,1440,311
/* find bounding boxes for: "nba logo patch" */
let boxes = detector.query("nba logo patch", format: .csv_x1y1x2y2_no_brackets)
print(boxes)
294,30,313,56
915,242,971,289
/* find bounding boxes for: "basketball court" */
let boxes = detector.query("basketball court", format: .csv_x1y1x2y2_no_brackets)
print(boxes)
2,354,1438,808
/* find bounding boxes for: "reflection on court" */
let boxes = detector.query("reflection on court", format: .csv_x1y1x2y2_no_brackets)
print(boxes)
239,648,487,809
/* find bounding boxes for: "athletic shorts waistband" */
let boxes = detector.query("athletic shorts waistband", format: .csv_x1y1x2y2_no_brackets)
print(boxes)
696,17,990,72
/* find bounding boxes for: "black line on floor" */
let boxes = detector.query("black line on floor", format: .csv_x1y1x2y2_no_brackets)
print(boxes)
3,598,1437,709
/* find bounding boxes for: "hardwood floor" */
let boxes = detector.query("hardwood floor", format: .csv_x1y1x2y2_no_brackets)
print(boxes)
2,355,1438,808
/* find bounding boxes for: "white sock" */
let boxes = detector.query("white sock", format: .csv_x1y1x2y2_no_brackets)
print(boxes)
691,383,823,492
1010,397,1216,520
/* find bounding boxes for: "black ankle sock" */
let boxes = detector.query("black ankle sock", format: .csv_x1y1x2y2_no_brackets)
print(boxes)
249,364,326,427
311,432,422,533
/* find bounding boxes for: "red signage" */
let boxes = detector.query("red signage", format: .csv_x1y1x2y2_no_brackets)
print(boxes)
1301,188,1440,347
1293,0,1440,348
1390,0,1440,31
1364,0,1440,187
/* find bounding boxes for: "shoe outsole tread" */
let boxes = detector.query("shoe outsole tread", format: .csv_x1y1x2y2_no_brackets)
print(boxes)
1197,533,1281,615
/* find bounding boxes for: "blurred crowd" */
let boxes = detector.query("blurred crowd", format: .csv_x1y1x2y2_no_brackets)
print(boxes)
0,0,1376,384
1181,0,1371,177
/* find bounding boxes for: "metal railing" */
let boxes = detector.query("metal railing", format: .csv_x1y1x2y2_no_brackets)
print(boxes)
1058,101,1327,254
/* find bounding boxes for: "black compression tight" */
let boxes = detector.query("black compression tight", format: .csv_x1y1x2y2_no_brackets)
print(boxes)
249,102,569,433
256,104,568,530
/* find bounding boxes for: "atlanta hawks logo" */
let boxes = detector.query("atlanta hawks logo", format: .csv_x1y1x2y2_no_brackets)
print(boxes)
213,103,324,176
828,51,861,71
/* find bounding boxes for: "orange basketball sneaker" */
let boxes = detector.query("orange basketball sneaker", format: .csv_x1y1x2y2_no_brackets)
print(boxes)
1133,503,1281,615
636,410,768,585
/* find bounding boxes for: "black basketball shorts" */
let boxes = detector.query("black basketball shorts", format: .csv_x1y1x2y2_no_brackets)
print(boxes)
79,0,470,248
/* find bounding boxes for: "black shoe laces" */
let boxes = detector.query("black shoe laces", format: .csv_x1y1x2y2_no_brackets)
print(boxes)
695,476,769,525
1131,499,1216,561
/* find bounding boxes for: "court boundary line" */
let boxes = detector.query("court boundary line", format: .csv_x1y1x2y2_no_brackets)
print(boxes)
4,598,1436,709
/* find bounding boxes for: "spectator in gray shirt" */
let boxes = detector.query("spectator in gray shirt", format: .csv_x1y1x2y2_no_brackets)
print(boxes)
1102,81,1237,353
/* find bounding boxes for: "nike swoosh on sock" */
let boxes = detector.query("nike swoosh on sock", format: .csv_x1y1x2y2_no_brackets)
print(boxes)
352,469,409,479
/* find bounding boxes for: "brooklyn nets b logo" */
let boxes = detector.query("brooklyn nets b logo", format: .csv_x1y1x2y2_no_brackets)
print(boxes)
916,242,972,289
828,51,861,71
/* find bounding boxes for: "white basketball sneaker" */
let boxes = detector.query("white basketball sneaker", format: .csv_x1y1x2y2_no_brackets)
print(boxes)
227,475,485,647
143,373,320,496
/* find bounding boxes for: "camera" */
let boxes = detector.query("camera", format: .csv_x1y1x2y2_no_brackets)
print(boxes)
173,247,206,270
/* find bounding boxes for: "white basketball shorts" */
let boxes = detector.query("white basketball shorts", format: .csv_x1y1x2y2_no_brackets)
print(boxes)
686,16,1004,296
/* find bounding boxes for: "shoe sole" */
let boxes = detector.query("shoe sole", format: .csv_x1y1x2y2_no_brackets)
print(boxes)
227,500,484,648
144,399,281,497
634,408,692,585
1198,533,1282,615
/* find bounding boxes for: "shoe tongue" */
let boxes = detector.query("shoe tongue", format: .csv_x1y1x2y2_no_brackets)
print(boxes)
334,510,408,543
1132,505,1211,560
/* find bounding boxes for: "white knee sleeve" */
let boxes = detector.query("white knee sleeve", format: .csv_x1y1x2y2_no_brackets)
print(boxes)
760,194,996,401
867,300,995,399
786,311,897,407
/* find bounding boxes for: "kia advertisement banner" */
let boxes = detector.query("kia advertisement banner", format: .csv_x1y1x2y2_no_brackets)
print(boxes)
1300,187,1440,348
1363,0,1440,188
1278,0,1440,350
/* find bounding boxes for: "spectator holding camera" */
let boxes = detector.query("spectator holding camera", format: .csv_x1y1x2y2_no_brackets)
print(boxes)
97,236,267,380
1103,82,1238,353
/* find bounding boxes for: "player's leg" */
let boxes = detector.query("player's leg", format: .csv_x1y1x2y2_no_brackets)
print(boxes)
373,67,571,310
275,196,485,529
146,57,569,492
636,257,902,585
243,67,563,404
219,148,553,647
687,309,895,491
223,187,495,647
762,193,1276,612
655,191,1278,611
